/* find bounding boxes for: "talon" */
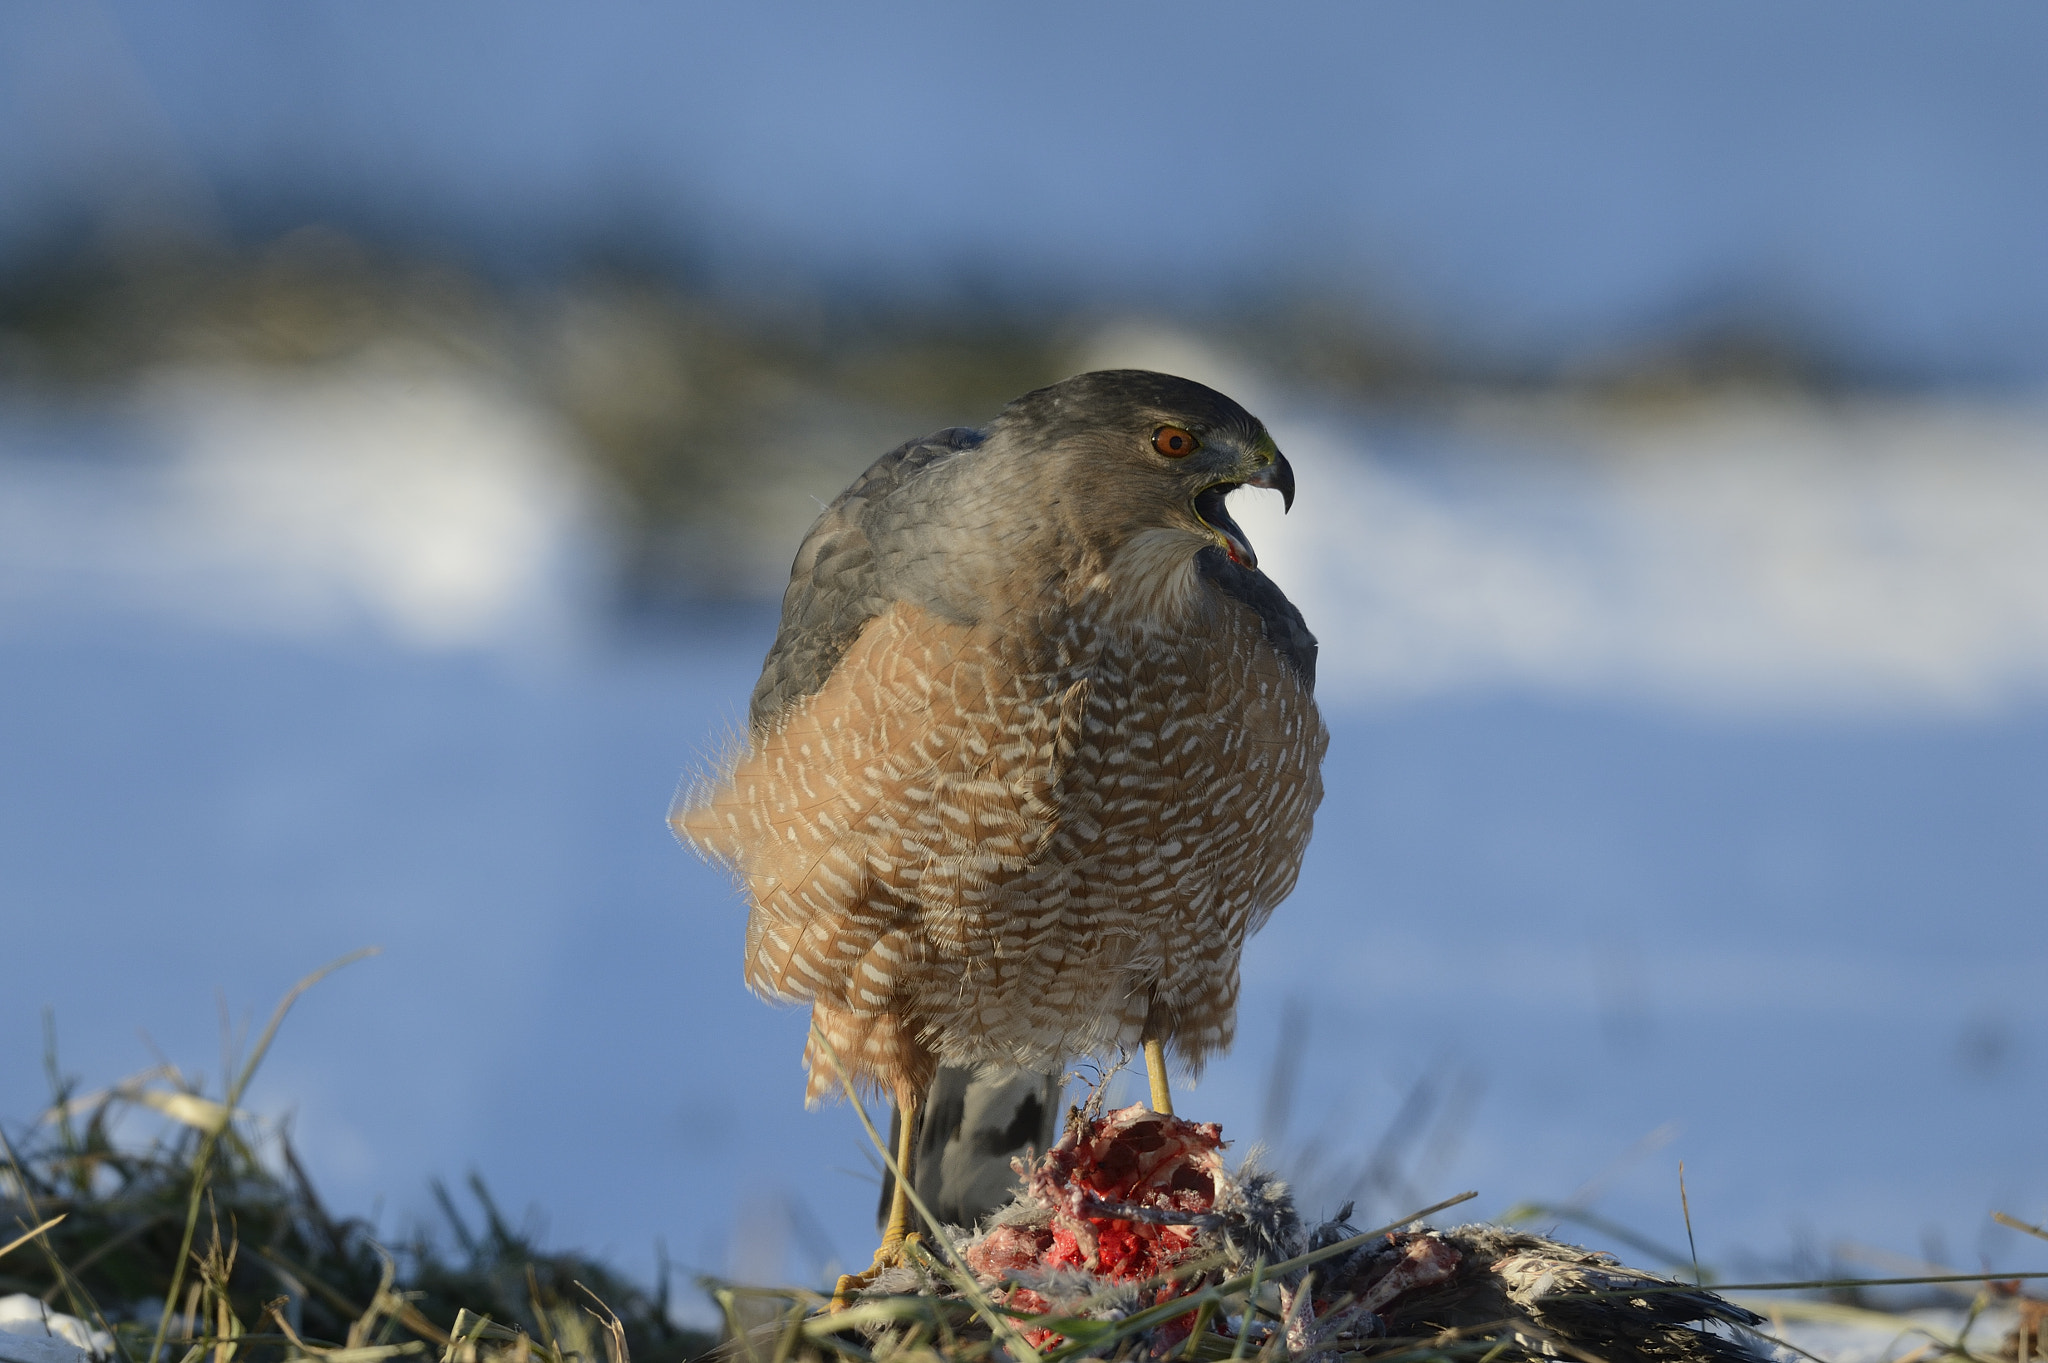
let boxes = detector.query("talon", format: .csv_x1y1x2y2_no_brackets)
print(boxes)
827,1232,922,1311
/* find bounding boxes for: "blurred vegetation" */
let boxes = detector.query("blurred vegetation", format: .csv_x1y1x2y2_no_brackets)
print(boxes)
2,954,714,1363
0,228,1085,604
0,226,1833,606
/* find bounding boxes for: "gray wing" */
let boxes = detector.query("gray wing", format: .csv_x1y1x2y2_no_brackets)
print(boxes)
1196,546,1319,689
747,426,985,731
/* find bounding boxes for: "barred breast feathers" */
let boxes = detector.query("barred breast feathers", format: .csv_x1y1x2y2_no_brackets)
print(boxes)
674,601,1067,1003
673,508,1326,1095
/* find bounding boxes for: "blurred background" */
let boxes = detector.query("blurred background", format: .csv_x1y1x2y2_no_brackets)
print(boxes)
3,0,2046,1326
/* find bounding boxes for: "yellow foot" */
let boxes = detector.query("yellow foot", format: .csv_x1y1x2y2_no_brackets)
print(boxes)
828,1233,922,1311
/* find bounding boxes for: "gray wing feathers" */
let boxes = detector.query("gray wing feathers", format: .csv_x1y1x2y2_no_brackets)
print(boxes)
1195,547,1319,690
747,427,985,730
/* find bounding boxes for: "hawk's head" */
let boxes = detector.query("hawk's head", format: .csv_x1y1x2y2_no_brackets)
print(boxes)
992,369,1294,570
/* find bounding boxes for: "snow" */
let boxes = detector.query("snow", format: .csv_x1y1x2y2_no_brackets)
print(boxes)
1,363,2044,1327
1750,1302,2026,1363
1247,398,2048,710
0,1295,111,1362
0,350,606,650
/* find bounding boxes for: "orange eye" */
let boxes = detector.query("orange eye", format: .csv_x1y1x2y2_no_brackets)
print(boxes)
1153,426,1199,458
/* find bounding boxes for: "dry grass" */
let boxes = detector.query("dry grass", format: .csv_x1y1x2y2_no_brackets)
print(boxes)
2,952,712,1363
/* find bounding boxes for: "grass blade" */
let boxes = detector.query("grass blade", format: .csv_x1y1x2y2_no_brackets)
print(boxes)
150,949,381,1363
1995,1212,2048,1244
1,1215,65,1261
1576,1269,2048,1300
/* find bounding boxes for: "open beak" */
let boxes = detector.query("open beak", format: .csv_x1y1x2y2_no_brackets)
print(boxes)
1193,449,1294,571
1193,484,1256,568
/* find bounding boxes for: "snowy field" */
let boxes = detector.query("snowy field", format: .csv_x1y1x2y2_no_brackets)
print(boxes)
3,356,2045,1323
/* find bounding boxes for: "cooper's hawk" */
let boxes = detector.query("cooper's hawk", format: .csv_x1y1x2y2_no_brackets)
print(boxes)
674,370,1327,1287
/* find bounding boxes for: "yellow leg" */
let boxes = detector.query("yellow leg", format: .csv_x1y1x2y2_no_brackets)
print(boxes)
876,1091,917,1260
1144,1037,1174,1116
831,1088,921,1310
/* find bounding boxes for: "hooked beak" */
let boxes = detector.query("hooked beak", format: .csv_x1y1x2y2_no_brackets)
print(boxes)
1242,448,1295,512
1191,446,1296,572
